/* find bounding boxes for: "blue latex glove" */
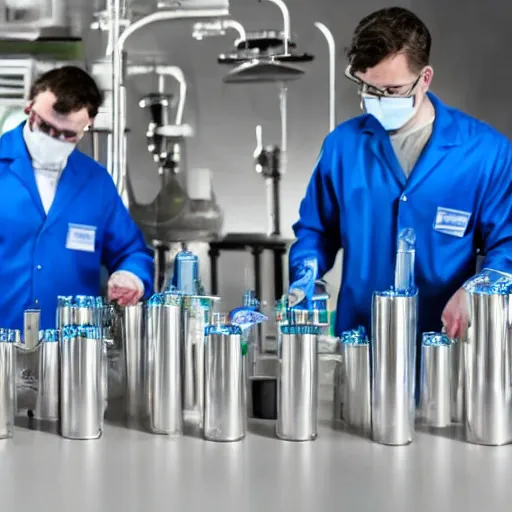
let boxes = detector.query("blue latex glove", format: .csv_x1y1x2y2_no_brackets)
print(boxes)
288,259,318,308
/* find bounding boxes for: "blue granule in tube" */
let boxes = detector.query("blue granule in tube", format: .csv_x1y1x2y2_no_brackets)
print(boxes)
340,326,369,345
205,324,243,336
422,332,451,346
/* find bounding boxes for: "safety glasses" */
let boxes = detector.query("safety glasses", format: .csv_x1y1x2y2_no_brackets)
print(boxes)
345,65,422,98
29,109,89,143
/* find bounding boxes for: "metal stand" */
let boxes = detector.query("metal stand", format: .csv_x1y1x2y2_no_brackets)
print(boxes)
208,234,290,301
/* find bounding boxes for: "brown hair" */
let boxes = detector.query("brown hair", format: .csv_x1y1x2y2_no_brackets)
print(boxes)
346,7,432,74
29,65,103,118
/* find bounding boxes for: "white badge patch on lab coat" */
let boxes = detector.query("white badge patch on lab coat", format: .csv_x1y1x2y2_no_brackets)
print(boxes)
434,207,471,238
66,223,96,253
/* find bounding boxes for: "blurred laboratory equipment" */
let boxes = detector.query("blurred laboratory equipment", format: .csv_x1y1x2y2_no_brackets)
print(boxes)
60,325,106,440
125,65,223,248
122,303,146,420
147,293,183,436
372,289,417,446
418,332,452,428
0,328,16,439
276,306,321,442
464,270,512,445
203,313,246,442
34,329,60,422
336,327,371,436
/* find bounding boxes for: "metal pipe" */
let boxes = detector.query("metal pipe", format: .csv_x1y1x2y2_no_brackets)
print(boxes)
279,84,287,168
112,7,229,198
314,22,336,132
223,19,246,42
157,66,187,126
262,0,290,56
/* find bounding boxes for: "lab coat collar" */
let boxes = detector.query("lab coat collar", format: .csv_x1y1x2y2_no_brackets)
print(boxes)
0,122,92,230
360,92,463,192
360,92,463,148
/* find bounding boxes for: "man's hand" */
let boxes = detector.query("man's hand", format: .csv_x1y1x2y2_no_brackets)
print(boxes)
441,287,469,339
107,270,144,306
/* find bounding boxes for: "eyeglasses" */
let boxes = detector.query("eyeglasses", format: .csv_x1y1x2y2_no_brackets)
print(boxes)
29,109,89,143
345,65,423,98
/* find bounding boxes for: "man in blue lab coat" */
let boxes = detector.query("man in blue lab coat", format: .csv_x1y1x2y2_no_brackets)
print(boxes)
0,66,154,330
288,7,512,340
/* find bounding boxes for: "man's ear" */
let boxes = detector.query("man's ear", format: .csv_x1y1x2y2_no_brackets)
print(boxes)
23,101,33,115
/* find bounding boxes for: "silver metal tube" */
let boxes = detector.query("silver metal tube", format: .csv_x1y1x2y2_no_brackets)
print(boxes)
0,340,15,439
371,292,417,445
112,7,230,197
339,343,371,435
276,332,318,441
264,0,290,55
122,303,146,419
35,339,60,422
60,334,105,440
149,303,182,435
465,292,512,445
203,332,246,441
451,338,465,423
419,343,452,428
313,22,336,132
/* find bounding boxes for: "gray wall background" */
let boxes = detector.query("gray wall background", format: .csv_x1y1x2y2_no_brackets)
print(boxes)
88,0,512,311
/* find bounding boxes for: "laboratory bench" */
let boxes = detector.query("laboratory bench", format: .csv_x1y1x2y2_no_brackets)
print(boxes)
2,404,512,512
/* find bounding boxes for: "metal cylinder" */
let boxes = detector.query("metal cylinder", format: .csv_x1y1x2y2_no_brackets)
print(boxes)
451,338,465,423
60,328,105,440
0,335,16,439
339,342,371,435
122,303,146,419
203,331,246,442
465,291,512,445
276,330,318,441
418,333,452,428
371,292,417,446
35,331,60,422
181,296,218,424
148,298,183,435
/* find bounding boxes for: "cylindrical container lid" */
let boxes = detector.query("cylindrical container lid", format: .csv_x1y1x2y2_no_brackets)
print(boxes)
374,288,418,298
0,328,17,342
280,324,321,336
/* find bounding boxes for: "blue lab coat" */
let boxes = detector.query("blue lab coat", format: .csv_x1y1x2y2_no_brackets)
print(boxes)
290,93,512,337
0,123,154,330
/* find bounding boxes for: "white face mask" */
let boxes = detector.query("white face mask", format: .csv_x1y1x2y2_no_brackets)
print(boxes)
23,121,76,170
361,93,418,131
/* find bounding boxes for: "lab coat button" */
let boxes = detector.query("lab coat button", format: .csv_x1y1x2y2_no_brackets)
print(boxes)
401,195,408,202
34,299,39,305
36,265,42,270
